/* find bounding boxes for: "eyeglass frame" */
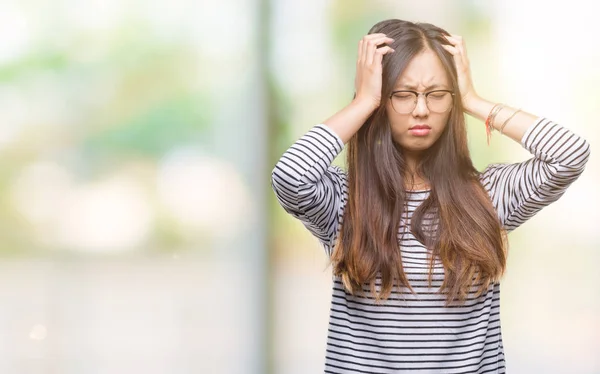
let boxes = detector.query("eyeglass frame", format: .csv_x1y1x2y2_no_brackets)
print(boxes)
389,89,455,114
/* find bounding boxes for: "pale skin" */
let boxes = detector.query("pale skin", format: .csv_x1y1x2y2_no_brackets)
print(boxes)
323,32,539,190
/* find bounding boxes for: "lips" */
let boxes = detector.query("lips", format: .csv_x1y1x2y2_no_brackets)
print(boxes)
409,125,431,130
408,125,431,137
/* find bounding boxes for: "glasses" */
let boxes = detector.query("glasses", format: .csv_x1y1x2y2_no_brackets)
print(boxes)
389,90,454,114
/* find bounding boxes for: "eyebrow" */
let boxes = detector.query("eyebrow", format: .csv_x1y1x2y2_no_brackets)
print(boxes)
394,84,448,90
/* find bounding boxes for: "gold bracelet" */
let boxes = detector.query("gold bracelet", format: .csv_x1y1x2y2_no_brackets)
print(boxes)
488,104,505,131
499,108,521,135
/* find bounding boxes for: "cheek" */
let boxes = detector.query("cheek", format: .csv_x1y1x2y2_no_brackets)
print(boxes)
385,111,409,131
431,112,451,133
437,114,451,132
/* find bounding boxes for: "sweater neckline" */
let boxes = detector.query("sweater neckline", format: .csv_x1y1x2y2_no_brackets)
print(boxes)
405,188,431,193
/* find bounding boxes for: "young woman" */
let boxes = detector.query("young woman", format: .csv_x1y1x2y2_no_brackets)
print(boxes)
271,19,590,373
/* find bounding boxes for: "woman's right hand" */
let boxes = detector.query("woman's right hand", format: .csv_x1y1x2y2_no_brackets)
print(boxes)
354,33,395,111
322,34,395,143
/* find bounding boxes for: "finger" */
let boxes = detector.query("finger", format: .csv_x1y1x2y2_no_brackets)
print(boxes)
361,34,393,46
450,34,464,46
366,39,377,65
372,36,394,44
372,37,395,56
359,38,374,66
375,45,395,53
445,34,463,44
441,44,458,56
361,34,390,54
366,36,394,51
442,38,465,70
451,35,469,66
444,35,469,67
442,34,456,44
362,38,370,64
365,37,394,65
374,46,395,65
441,44,465,71
364,33,389,40
443,34,463,50
358,39,365,65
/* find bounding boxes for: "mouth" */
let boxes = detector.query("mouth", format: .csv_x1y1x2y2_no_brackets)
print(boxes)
409,124,431,136
409,124,431,130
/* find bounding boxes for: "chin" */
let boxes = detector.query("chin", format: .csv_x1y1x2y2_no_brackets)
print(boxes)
400,141,435,152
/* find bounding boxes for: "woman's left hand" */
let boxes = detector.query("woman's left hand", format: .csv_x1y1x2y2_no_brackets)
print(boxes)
442,34,479,111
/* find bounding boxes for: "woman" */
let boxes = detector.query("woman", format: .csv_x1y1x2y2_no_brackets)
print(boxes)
271,19,590,373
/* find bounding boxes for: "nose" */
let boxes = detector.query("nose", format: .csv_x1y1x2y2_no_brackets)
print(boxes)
412,93,429,117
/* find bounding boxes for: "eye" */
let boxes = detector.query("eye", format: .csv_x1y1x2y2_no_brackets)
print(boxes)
394,93,414,100
428,92,447,100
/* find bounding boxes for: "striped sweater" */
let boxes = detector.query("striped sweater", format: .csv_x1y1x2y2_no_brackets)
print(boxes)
271,117,590,373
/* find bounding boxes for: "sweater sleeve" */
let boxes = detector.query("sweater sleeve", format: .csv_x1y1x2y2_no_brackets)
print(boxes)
480,117,591,232
270,124,348,254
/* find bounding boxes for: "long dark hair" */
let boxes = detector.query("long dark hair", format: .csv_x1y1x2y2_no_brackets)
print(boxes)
331,19,508,305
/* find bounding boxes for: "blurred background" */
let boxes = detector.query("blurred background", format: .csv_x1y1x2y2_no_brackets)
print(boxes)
0,0,598,373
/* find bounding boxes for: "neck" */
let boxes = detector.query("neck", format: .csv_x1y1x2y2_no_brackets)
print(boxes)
403,150,423,177
403,150,429,189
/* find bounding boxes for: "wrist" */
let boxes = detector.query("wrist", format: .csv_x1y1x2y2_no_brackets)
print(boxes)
462,94,482,114
463,95,494,121
350,96,379,116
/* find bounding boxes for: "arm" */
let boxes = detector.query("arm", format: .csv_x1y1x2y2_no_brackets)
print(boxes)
477,113,590,231
270,97,379,249
270,123,346,250
442,35,591,231
271,33,394,250
464,96,541,144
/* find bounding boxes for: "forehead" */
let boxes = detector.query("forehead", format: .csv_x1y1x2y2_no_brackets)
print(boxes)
395,49,449,89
